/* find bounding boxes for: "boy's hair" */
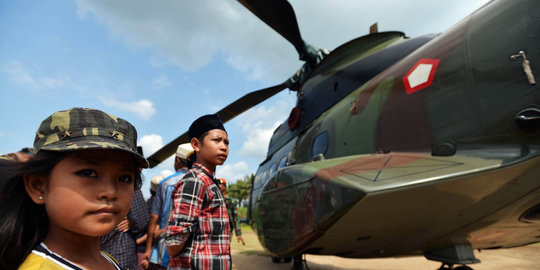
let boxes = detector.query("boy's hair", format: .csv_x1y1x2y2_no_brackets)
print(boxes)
188,114,226,140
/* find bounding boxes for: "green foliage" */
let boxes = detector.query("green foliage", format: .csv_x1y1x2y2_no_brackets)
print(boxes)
227,173,253,205
237,207,247,219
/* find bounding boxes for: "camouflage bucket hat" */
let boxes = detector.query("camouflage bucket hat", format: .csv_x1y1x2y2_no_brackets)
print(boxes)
34,107,149,168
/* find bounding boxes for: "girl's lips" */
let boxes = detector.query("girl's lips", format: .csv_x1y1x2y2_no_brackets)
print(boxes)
91,206,118,215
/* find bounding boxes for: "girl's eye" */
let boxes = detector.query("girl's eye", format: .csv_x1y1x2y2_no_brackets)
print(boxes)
119,175,133,184
75,169,97,177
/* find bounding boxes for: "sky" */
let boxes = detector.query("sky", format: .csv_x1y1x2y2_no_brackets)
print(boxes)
0,0,491,199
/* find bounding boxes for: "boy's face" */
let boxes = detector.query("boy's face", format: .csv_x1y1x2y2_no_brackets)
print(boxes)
195,129,229,170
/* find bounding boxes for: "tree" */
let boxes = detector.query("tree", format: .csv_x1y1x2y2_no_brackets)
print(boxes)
227,173,253,205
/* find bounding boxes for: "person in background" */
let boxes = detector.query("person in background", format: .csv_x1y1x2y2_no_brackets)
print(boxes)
1,147,33,162
0,148,33,190
142,143,192,270
101,185,149,270
218,178,245,246
0,107,148,269
165,114,231,269
148,175,164,211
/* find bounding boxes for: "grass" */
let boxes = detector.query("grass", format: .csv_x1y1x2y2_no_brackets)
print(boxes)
230,223,269,257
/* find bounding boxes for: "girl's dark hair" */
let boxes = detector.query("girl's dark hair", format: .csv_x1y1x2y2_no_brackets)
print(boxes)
0,151,63,270
0,150,143,269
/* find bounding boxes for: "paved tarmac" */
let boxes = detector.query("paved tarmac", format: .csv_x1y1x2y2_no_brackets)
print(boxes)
230,225,540,270
232,244,540,270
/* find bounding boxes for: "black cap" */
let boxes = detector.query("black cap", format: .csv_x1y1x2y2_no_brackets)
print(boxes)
188,114,226,140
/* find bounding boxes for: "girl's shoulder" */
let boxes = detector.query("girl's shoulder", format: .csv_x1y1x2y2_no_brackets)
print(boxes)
19,243,84,270
19,243,121,270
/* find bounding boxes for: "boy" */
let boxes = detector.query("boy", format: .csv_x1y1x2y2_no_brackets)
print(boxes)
165,114,231,270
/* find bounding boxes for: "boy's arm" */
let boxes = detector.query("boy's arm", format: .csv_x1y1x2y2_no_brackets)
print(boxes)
143,214,159,261
143,181,166,260
165,176,206,254
166,234,189,257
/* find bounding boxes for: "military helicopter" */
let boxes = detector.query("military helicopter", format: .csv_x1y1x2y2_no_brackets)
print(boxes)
147,0,540,269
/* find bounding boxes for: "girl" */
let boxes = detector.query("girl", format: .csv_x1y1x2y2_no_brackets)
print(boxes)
165,114,231,270
0,107,148,270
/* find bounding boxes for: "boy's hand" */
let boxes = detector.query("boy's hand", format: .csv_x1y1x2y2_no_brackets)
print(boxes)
117,217,132,232
237,235,245,246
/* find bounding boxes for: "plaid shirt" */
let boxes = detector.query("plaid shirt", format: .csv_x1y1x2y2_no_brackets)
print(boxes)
165,163,231,270
101,189,149,270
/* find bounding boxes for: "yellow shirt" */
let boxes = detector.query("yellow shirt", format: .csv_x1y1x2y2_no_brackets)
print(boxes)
19,243,121,270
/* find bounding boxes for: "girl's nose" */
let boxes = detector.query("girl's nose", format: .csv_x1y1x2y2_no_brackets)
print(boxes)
97,179,117,201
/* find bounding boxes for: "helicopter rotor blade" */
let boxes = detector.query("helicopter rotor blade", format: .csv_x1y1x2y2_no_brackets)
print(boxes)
146,82,287,168
237,0,304,56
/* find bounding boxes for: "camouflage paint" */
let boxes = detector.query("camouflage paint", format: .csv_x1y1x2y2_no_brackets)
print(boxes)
250,0,540,262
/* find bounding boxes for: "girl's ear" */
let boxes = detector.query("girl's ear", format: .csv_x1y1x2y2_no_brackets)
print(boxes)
23,174,46,204
191,137,202,153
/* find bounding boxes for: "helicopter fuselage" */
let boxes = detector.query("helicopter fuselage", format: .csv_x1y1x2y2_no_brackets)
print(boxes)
249,0,540,264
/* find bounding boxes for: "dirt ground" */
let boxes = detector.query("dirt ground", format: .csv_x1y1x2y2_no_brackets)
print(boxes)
230,225,540,270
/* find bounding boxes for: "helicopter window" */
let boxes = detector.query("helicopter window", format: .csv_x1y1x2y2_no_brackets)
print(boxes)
269,163,276,178
278,155,288,170
254,172,263,187
312,131,329,160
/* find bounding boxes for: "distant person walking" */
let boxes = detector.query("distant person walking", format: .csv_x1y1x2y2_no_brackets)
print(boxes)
218,178,245,246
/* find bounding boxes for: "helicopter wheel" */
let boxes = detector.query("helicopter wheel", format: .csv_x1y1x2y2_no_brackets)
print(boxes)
437,263,474,270
271,256,293,264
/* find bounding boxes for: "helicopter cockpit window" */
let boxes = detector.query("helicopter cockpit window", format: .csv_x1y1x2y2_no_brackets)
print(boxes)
269,163,277,178
312,131,329,160
278,155,288,170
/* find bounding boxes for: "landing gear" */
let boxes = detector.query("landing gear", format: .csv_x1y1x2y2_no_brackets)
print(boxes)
270,256,292,264
438,263,474,270
292,254,309,270
426,244,478,270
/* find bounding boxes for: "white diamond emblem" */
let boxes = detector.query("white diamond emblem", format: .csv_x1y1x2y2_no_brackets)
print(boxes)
407,64,433,88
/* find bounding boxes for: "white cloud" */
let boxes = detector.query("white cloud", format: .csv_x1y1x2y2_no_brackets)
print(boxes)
72,0,489,84
152,74,173,89
216,161,249,183
101,98,156,121
138,134,177,184
138,134,163,156
1,61,70,91
2,62,40,89
234,99,294,161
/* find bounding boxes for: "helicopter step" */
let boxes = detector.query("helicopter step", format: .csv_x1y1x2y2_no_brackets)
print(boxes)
427,244,478,270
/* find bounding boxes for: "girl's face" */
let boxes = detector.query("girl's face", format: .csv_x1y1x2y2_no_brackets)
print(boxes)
42,149,135,239
194,129,229,171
